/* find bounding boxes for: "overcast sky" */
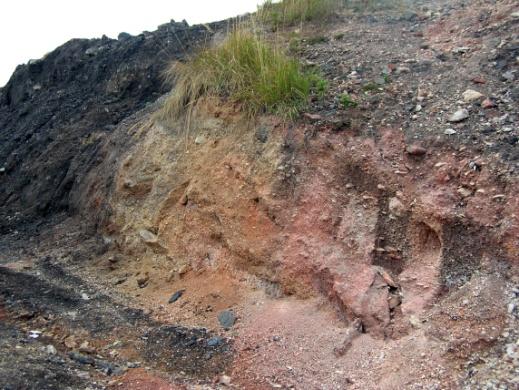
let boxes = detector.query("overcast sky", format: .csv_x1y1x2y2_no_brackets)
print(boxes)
0,0,267,87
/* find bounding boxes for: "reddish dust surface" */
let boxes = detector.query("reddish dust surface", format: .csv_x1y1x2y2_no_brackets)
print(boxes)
109,369,181,390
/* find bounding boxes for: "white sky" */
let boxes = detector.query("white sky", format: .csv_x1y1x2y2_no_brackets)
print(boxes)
0,0,267,87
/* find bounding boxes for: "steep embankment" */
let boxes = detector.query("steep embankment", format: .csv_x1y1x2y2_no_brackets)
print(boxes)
0,19,222,235
0,1,518,389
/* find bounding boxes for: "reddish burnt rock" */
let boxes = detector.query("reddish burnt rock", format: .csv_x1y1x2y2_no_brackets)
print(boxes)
481,98,497,109
470,76,486,84
406,144,427,156
303,113,322,121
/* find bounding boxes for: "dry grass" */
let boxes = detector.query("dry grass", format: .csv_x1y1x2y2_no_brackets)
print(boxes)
258,0,342,28
160,27,322,121
345,0,406,13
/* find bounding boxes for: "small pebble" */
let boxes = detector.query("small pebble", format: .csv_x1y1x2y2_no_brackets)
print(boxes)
168,289,185,304
447,109,469,123
406,144,427,156
444,128,457,135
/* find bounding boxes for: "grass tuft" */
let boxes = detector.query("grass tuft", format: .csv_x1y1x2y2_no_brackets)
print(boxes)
161,28,323,120
306,35,329,45
345,0,406,13
259,0,342,28
339,93,357,108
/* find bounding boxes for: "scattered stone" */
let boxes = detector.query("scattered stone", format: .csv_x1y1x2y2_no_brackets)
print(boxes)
469,161,481,171
452,46,470,54
139,229,158,244
108,257,118,266
447,109,469,122
81,292,90,301
95,359,124,375
16,309,36,320
396,66,411,74
436,52,448,62
331,118,351,132
388,197,406,217
219,375,232,386
255,127,268,143
348,71,359,79
64,335,78,349
69,351,95,366
471,76,486,84
28,330,42,339
502,71,515,81
179,194,188,206
194,135,205,145
79,342,95,354
406,144,427,156
303,113,322,121
462,89,483,103
207,336,223,347
409,315,421,328
45,345,57,355
217,310,236,329
177,264,190,276
457,187,472,198
168,289,185,304
444,128,457,135
481,98,496,109
114,277,127,285
137,274,150,288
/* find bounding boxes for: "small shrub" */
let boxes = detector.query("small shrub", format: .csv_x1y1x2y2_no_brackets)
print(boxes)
339,93,357,108
161,29,318,120
345,0,406,13
310,74,328,99
362,82,380,92
306,35,329,45
259,0,342,28
288,37,302,53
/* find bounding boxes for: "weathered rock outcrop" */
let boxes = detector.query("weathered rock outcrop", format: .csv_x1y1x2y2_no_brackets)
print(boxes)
0,20,221,234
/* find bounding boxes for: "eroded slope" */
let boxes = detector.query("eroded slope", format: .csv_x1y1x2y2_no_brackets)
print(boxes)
0,1,518,389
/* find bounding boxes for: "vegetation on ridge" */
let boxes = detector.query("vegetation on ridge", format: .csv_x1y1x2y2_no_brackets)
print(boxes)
161,28,324,120
258,0,341,28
